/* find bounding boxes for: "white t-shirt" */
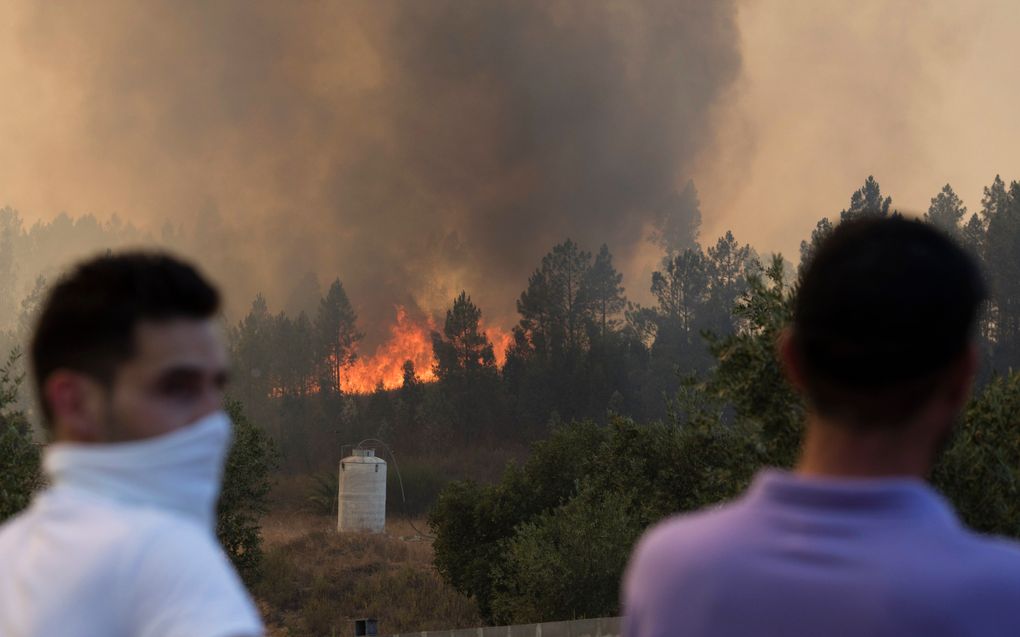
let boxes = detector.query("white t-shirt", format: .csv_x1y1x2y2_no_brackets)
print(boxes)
0,485,264,637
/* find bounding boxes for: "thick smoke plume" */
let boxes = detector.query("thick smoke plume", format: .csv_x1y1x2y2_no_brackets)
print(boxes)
2,1,741,339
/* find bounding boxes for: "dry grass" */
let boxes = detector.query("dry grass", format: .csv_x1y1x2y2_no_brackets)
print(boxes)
255,510,479,637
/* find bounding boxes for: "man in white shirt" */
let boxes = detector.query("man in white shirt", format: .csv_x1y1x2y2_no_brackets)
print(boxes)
0,253,264,637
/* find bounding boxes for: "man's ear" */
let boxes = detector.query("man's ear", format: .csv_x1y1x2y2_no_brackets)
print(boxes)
44,371,107,442
777,326,806,392
942,343,979,413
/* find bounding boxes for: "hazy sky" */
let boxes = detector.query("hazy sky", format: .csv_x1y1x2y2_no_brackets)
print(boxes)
0,1,1017,334
695,0,1020,259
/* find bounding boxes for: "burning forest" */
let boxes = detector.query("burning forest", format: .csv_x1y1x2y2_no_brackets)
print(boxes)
4,1,1020,636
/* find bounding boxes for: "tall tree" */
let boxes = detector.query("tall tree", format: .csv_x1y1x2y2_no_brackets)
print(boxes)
961,213,987,258
840,175,892,222
704,231,758,334
230,295,275,409
580,244,627,340
799,217,833,278
651,248,708,338
801,177,892,276
272,311,315,398
981,175,1010,224
431,292,501,442
314,279,362,394
924,184,967,237
432,292,497,382
516,240,593,356
984,180,1020,369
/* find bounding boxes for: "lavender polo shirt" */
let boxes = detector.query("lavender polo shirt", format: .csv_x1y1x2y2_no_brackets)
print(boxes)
623,470,1020,637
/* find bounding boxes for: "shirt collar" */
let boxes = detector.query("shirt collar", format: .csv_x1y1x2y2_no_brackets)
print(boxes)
746,468,960,526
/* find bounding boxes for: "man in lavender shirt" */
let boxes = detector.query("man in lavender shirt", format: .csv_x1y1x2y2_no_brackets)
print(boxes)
623,217,1020,636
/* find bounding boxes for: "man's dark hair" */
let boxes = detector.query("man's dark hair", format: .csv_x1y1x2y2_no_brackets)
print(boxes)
31,252,220,424
792,217,986,427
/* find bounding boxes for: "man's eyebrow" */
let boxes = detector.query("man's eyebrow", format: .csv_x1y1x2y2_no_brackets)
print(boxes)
157,365,204,379
156,365,229,385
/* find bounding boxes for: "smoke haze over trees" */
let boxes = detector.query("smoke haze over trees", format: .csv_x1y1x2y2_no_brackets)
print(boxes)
0,0,740,334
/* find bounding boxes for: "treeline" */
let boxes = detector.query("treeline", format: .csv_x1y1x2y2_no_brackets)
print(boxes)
228,193,762,472
429,177,1020,625
229,175,1020,474
803,176,1020,376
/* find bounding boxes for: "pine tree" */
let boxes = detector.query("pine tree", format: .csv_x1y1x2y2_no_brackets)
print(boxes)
580,244,627,340
840,175,892,222
984,180,1020,370
961,213,986,257
704,231,758,334
230,295,274,408
651,247,708,338
431,292,501,442
314,279,362,394
924,184,967,237
799,217,833,278
516,240,593,355
432,292,497,381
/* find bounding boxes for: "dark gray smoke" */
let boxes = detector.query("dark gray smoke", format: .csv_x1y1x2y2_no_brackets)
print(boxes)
13,1,741,339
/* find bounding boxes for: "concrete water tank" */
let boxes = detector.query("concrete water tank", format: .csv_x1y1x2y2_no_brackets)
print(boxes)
338,448,387,533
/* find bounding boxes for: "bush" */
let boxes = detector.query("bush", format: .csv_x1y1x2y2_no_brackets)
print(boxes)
0,418,41,523
218,399,278,583
491,488,641,623
431,417,758,623
430,419,610,620
0,350,41,524
307,470,339,516
933,372,1020,538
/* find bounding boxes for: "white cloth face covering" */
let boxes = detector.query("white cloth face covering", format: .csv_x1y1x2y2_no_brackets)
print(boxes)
42,409,233,532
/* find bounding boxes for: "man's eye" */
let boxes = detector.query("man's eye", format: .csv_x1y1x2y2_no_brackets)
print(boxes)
160,381,200,399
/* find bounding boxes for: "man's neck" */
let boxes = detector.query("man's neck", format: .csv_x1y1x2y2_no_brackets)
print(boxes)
795,414,935,479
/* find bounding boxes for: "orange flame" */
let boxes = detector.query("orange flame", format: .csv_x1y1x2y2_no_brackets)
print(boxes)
483,323,512,367
310,306,515,395
340,306,438,394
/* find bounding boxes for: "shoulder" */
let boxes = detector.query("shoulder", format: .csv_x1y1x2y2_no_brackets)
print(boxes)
121,515,264,637
625,500,750,595
953,532,1020,592
634,501,750,562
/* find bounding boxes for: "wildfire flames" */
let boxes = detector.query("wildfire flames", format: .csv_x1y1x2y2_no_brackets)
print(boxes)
338,306,512,394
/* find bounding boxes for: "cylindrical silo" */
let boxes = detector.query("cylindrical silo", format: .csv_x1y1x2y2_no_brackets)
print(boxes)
337,448,387,533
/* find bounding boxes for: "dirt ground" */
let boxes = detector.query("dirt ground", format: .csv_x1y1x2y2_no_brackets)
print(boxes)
256,500,478,637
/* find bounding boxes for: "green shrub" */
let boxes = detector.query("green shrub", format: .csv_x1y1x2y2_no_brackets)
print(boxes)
430,416,758,623
218,399,278,584
307,470,339,516
491,488,641,623
0,350,41,524
933,372,1020,538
